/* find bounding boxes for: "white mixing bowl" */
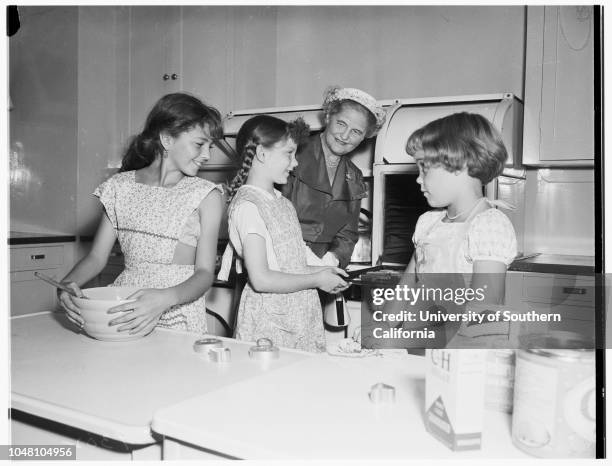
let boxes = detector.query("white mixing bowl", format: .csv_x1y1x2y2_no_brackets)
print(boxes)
72,286,157,342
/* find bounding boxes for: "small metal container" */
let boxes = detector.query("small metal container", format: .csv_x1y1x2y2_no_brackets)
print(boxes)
193,338,223,355
248,338,280,362
512,332,595,458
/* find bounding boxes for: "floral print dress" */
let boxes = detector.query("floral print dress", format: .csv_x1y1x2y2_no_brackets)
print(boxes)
220,185,326,352
94,170,221,334
413,204,517,274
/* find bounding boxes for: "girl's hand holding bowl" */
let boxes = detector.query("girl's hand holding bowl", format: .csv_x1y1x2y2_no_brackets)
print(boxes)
58,282,86,328
70,286,154,341
107,288,172,335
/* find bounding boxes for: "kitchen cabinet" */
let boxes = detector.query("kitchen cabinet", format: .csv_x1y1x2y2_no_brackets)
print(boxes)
124,6,276,171
128,6,182,135
513,272,595,341
11,269,62,316
9,242,74,316
523,6,595,166
11,412,158,461
127,6,276,129
180,6,234,111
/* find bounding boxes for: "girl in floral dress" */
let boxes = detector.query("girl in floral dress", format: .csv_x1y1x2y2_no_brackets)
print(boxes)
58,93,224,335
218,115,348,352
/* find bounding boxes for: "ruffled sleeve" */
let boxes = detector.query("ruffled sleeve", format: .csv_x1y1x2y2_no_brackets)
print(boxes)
466,209,517,265
177,179,224,247
92,175,118,228
197,179,224,198
412,210,445,246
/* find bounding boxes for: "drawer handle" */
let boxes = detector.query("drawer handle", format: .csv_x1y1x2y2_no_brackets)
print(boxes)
562,287,587,295
30,254,46,260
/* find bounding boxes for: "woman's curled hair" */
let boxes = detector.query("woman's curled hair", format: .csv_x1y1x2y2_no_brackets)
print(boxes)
321,85,385,138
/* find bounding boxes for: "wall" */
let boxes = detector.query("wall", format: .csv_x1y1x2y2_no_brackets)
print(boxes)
11,5,528,237
179,6,279,115
9,6,78,234
77,6,130,235
274,5,525,106
523,168,594,256
179,5,527,111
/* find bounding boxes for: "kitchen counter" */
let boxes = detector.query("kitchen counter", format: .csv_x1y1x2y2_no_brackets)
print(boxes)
152,353,530,460
509,254,595,275
11,312,311,447
12,312,531,461
9,231,76,245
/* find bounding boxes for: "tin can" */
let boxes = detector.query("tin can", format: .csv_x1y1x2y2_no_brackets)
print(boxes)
512,333,595,458
485,349,515,413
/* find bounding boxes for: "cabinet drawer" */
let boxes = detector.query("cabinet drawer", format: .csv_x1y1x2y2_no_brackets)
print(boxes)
548,318,595,338
513,303,596,344
10,268,61,315
525,302,595,322
522,274,595,307
10,245,64,271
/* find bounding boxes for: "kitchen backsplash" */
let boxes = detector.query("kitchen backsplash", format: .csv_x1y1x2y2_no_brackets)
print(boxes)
522,168,594,256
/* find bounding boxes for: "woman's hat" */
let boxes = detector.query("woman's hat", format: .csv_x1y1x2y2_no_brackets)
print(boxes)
323,86,387,130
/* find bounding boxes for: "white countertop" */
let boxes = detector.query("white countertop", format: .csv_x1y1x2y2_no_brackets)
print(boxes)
152,351,530,460
10,312,312,445
11,312,531,460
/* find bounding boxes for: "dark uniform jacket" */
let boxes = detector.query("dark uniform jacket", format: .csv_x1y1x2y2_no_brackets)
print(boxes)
281,134,368,268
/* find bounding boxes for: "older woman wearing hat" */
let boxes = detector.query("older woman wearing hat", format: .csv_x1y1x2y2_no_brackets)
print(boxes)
282,86,386,269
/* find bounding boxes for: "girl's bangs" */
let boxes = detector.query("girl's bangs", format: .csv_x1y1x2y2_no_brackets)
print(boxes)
421,146,465,171
204,117,224,140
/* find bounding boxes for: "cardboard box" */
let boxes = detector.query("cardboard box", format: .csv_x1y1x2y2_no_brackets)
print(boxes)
425,349,486,451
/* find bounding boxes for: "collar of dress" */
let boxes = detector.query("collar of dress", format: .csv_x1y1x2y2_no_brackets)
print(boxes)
292,134,360,201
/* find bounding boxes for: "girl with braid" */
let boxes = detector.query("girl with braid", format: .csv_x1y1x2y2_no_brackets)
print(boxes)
218,115,348,352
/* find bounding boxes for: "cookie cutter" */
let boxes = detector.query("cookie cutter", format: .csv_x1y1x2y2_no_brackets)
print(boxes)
193,338,224,355
209,346,232,363
369,383,396,404
248,338,280,362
